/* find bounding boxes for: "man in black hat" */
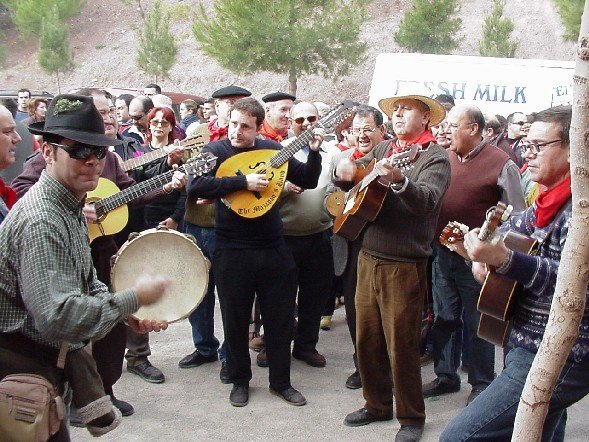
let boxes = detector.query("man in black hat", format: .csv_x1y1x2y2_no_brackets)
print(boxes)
260,92,296,143
208,85,252,142
0,94,170,440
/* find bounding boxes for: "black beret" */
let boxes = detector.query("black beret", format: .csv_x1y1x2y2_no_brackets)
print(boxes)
262,92,296,103
211,85,252,99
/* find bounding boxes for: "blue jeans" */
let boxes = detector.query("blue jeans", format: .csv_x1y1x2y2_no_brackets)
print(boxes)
440,347,589,441
431,244,494,387
184,223,225,360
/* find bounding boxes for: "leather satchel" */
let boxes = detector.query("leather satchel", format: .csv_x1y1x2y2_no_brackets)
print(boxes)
0,373,65,442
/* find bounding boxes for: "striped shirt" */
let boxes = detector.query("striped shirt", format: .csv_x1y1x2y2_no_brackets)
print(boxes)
0,171,138,350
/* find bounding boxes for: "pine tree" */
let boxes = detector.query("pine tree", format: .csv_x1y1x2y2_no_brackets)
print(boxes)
6,0,85,37
479,0,517,58
191,0,369,96
136,0,178,83
394,0,461,54
554,0,583,41
37,5,74,92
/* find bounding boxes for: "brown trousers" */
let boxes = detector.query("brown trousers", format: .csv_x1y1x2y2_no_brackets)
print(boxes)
355,250,426,426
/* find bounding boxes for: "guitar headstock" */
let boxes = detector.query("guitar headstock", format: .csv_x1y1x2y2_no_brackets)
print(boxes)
317,100,356,131
478,202,513,243
439,221,469,251
391,144,422,171
184,152,217,177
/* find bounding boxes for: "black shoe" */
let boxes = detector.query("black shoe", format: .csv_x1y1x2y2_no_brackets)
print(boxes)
127,360,165,384
110,395,134,417
178,350,218,368
229,384,249,407
344,407,393,427
256,348,268,367
422,377,460,398
345,371,362,389
466,385,486,406
220,360,230,384
395,424,424,441
420,349,433,366
269,387,307,406
68,407,85,428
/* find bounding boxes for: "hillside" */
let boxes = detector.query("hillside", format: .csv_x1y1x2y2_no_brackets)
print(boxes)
0,0,577,103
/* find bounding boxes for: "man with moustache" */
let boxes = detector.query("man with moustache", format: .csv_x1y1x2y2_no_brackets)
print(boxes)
207,86,252,141
423,104,525,406
337,95,450,441
188,97,323,408
122,95,154,145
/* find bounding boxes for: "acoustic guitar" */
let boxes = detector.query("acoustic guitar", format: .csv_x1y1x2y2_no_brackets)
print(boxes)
122,124,210,172
216,101,354,218
86,152,217,243
331,145,421,241
438,203,536,346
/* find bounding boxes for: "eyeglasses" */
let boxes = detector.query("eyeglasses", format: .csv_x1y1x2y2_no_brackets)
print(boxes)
50,143,109,160
511,121,526,126
130,114,145,121
149,120,171,128
293,115,318,125
350,127,377,136
522,139,562,155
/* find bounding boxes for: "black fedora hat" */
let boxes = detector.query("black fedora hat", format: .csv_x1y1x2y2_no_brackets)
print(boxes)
29,94,122,147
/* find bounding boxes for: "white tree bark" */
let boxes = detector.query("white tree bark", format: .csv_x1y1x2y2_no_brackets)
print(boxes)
512,2,589,440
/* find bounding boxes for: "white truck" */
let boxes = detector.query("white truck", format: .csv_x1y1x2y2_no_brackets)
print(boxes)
369,53,575,117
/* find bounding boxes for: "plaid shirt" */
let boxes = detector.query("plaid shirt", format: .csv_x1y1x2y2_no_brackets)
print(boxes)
0,171,138,350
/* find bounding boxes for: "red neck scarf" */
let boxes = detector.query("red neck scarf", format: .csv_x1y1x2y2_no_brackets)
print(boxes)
389,130,436,156
208,118,228,141
350,148,366,160
0,178,16,210
260,120,287,143
534,175,571,227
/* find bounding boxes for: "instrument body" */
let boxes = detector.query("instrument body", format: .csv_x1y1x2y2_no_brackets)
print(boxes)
87,152,217,243
216,101,354,218
110,228,210,323
332,146,421,241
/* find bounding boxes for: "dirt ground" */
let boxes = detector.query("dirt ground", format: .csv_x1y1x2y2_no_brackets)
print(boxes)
70,302,589,441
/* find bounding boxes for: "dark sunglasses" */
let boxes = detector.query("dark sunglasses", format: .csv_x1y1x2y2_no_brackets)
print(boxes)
50,142,109,160
293,115,317,125
130,114,145,121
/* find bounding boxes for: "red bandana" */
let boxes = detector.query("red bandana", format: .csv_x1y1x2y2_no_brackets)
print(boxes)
350,148,366,160
260,120,287,143
208,118,228,141
534,175,571,228
389,130,436,156
0,178,16,210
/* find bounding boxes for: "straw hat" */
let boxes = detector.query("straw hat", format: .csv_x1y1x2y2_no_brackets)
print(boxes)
378,95,446,127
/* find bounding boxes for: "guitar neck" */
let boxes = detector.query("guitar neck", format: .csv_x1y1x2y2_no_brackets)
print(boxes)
94,166,182,216
269,130,315,168
122,149,167,172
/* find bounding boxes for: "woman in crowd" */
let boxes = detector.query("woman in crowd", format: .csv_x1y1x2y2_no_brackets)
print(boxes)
21,97,48,126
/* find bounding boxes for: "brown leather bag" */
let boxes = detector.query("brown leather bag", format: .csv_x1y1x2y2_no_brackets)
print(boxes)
0,373,65,442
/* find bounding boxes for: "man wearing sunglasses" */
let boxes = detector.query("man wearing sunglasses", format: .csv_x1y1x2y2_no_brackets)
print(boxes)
122,95,154,146
277,102,339,369
503,111,528,168
0,94,171,439
260,92,296,143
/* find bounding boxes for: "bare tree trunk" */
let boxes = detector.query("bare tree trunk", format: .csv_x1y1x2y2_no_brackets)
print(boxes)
288,68,297,97
56,72,61,94
512,2,589,440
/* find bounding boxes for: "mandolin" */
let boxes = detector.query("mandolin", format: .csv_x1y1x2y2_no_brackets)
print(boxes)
331,145,421,241
87,152,217,243
216,101,354,218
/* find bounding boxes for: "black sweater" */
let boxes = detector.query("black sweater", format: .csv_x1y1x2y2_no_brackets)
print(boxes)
187,138,321,249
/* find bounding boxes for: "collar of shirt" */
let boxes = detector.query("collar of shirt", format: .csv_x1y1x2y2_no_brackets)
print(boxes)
39,171,86,222
456,138,486,163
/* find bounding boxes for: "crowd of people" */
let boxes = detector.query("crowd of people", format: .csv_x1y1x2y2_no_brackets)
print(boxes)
0,82,587,442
